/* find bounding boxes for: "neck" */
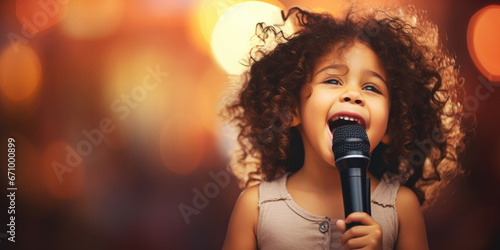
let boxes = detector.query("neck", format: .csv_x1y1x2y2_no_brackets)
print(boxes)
289,148,379,195
291,151,343,194
289,127,379,194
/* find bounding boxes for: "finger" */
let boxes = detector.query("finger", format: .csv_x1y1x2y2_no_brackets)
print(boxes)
345,212,377,226
336,219,347,234
343,235,372,250
341,225,373,246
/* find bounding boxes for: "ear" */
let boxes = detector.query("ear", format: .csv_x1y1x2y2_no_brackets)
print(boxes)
381,133,391,144
290,106,301,127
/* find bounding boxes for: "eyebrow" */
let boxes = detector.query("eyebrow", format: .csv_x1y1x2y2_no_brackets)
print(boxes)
314,64,388,85
365,70,387,85
314,64,349,77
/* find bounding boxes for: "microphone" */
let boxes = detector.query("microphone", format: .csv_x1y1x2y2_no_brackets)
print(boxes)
332,124,371,230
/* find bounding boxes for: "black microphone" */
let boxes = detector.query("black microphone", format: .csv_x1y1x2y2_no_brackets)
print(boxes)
332,124,371,230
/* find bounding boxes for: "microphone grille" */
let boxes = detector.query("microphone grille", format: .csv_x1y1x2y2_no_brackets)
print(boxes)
332,125,370,161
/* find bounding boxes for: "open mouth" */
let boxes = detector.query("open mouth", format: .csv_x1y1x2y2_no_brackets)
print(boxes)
328,116,365,133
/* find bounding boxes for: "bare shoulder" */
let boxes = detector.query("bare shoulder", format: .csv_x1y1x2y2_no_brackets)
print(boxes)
239,184,260,208
234,184,260,225
395,185,429,250
235,184,260,229
222,184,260,250
396,186,420,211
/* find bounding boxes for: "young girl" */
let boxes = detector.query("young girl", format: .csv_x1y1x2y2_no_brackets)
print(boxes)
221,5,466,250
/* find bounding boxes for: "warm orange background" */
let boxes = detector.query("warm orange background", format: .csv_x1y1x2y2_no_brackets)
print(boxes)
1,0,499,249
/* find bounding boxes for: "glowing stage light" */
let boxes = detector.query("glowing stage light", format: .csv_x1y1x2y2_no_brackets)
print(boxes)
0,44,41,102
198,0,284,44
468,5,500,81
210,1,292,75
198,0,247,45
192,0,284,55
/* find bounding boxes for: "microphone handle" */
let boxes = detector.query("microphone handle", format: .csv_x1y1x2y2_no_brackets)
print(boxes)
366,177,371,216
345,178,371,231
338,165,371,230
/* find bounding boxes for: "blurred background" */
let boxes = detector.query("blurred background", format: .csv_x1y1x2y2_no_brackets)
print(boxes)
0,0,499,249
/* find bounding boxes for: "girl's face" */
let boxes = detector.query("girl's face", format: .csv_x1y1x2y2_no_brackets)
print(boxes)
297,41,390,167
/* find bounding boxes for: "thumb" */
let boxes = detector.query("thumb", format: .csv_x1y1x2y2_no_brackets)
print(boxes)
336,219,347,234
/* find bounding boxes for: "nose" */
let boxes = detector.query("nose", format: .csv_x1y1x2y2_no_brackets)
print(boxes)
340,88,365,105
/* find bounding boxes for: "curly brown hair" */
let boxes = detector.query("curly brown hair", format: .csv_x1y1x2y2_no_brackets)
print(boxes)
221,5,468,209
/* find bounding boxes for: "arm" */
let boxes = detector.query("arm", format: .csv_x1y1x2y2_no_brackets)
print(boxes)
222,185,259,250
395,186,429,250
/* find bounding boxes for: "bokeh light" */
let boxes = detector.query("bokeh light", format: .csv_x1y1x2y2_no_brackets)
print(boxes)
187,1,214,54
1,0,499,249
101,44,174,143
138,0,192,19
41,141,85,199
196,64,228,134
467,5,500,81
60,0,124,40
16,0,69,34
0,43,41,102
198,0,246,45
156,63,219,175
192,0,285,55
309,1,349,18
159,112,207,175
198,0,284,45
211,1,292,74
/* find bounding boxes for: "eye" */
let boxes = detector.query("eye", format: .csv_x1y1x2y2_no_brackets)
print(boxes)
323,79,341,85
363,84,382,94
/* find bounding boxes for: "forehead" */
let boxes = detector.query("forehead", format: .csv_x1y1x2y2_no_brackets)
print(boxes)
313,41,385,74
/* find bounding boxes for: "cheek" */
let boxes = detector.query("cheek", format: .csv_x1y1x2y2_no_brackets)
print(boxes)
298,93,331,143
300,93,329,121
368,100,390,148
373,98,390,126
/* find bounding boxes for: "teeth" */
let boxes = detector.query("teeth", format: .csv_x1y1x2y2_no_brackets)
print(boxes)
337,116,358,122
332,116,362,125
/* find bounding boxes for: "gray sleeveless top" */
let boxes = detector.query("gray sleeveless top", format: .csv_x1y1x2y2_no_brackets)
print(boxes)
257,173,400,250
